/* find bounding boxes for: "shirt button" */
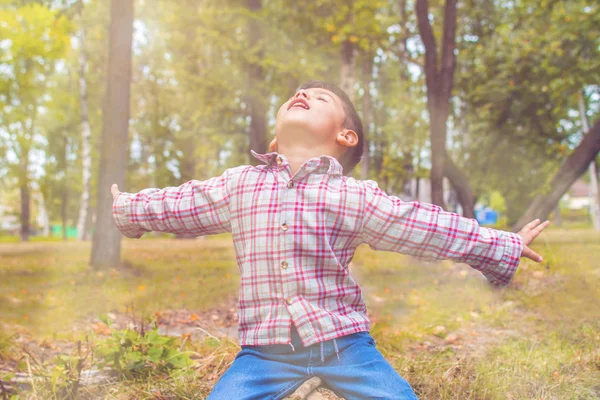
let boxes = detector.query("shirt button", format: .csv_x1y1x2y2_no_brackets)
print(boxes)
276,156,283,165
287,181,294,189
281,223,288,231
285,297,293,305
281,261,288,269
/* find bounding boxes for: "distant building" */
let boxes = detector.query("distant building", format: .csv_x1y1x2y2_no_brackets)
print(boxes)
563,179,591,210
0,203,19,234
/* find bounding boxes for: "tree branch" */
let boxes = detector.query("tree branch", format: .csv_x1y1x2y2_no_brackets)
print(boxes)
513,118,600,231
440,0,458,101
416,0,439,98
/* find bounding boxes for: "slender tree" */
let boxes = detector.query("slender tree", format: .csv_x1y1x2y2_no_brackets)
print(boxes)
75,14,92,241
416,0,475,217
246,0,269,161
90,0,134,269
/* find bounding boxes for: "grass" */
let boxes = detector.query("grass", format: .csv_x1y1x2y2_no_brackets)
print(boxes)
1,228,599,399
0,236,239,339
351,228,600,399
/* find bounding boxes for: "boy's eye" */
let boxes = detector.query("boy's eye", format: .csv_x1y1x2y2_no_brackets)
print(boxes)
317,96,327,102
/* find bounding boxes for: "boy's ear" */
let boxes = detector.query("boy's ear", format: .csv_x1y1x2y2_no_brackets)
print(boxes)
336,129,358,148
269,137,278,152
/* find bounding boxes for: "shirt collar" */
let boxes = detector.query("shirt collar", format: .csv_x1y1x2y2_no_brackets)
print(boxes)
250,150,344,176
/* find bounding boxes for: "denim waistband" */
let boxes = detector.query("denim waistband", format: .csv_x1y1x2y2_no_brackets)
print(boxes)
287,324,338,363
242,324,370,365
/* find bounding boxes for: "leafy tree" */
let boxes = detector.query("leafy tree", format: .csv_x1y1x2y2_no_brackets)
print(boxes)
455,0,600,225
0,3,72,240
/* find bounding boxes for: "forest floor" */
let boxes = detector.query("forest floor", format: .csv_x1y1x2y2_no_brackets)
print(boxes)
0,228,599,399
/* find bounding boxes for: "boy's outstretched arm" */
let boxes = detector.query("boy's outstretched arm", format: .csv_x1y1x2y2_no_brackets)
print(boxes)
110,169,234,239
360,180,549,286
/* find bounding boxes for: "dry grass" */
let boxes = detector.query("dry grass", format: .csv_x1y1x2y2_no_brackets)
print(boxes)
1,228,599,399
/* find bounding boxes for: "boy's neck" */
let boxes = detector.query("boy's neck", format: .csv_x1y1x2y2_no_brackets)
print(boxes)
277,145,339,175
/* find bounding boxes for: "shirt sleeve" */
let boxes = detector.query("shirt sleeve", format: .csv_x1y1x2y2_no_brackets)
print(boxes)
359,180,523,286
112,168,233,239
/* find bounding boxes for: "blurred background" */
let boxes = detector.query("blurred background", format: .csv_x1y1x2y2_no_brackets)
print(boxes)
0,0,598,246
0,1,599,399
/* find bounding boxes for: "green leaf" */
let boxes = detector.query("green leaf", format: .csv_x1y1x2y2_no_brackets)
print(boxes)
147,346,164,363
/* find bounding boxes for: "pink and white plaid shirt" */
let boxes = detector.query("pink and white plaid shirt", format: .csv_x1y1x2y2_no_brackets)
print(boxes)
113,151,523,346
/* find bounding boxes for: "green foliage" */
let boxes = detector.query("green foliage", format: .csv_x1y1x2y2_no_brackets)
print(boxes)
1,0,598,231
95,325,193,380
455,0,600,220
44,352,86,399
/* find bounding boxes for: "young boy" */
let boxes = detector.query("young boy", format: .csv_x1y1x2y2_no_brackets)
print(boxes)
111,80,548,399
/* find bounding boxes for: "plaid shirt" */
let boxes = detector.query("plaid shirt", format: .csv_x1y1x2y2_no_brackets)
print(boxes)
113,151,523,346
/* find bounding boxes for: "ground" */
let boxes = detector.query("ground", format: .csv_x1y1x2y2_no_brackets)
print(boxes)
0,229,599,399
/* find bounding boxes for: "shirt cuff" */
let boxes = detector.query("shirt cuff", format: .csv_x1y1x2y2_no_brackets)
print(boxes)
482,231,523,286
112,192,145,239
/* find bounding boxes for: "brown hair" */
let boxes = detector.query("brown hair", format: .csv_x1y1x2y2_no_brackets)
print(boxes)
298,80,364,175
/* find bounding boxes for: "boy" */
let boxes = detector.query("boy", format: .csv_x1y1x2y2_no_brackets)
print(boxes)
111,81,548,399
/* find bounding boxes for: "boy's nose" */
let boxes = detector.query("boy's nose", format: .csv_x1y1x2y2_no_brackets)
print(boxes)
295,90,309,99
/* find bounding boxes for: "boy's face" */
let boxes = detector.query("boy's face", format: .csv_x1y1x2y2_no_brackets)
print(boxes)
273,88,356,156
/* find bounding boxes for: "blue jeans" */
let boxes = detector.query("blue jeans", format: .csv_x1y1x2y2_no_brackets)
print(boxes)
207,324,418,399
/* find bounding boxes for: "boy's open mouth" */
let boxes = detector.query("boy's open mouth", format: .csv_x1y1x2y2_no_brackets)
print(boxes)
288,98,310,110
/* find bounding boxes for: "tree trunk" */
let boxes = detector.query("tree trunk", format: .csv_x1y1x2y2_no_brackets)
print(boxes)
416,0,459,210
361,55,373,180
38,193,50,236
19,182,30,242
340,39,356,101
61,189,68,241
90,0,134,269
175,136,197,239
247,0,268,162
76,27,93,241
554,204,562,227
578,92,600,230
512,118,600,232
18,138,31,242
401,150,414,198
444,153,475,218
590,160,600,230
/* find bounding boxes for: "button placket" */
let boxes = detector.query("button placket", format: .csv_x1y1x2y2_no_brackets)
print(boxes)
278,166,294,310
280,165,298,311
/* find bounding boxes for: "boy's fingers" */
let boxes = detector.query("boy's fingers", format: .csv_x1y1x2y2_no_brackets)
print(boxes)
111,184,120,199
531,220,550,237
522,245,543,262
525,220,550,244
521,219,540,234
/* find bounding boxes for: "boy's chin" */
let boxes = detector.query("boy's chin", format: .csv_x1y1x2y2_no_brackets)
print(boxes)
280,114,313,128
279,120,314,136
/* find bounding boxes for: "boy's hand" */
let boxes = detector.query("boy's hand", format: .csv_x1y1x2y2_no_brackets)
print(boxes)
517,219,550,262
111,184,121,200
